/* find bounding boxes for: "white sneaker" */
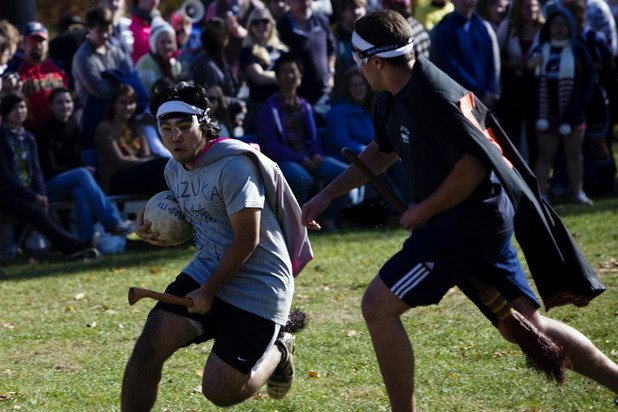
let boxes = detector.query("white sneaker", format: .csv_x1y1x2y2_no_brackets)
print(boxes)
571,192,593,205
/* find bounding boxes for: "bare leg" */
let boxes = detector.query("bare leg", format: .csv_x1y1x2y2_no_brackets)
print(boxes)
534,132,561,195
361,276,415,412
501,297,618,393
562,130,585,194
121,310,199,412
201,344,283,406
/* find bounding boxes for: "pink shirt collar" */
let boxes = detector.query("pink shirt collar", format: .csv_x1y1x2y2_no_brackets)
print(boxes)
186,137,231,170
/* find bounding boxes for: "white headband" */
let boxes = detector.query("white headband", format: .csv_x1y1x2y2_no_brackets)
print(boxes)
351,31,414,58
156,100,210,123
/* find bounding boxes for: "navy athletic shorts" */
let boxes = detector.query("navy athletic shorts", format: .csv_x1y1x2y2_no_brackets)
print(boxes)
379,228,540,325
152,273,278,374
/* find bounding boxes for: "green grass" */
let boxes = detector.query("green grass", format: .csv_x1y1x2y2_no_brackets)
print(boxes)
0,197,617,411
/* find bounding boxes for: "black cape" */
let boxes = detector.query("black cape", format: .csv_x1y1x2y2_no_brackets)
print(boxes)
383,58,605,311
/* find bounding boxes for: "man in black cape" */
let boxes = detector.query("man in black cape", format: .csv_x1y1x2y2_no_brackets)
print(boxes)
301,9,618,412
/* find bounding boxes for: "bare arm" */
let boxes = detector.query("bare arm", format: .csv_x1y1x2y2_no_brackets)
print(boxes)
186,208,261,313
400,153,488,229
244,63,278,86
301,142,398,229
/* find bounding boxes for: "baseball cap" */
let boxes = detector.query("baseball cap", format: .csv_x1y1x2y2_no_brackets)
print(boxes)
23,21,48,40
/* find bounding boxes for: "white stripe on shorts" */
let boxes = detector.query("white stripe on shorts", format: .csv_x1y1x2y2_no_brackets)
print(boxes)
391,263,431,299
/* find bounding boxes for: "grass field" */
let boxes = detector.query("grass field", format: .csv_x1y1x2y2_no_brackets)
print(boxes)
0,197,617,411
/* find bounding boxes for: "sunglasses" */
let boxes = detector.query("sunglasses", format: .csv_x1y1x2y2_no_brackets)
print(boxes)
250,18,271,26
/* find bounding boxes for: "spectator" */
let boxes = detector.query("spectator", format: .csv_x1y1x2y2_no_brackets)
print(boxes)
277,0,337,105
17,21,69,132
0,21,22,98
72,6,133,149
496,0,545,165
563,0,617,195
529,7,594,204
414,0,454,31
189,17,241,99
136,19,182,93
206,84,236,137
240,8,288,133
37,87,134,242
331,0,367,88
268,0,290,19
476,0,509,32
129,0,162,64
48,15,87,89
325,67,409,209
432,0,501,110
585,0,618,56
99,0,135,59
381,0,431,60
259,52,350,230
95,84,168,195
205,0,266,74
0,92,99,259
141,77,174,158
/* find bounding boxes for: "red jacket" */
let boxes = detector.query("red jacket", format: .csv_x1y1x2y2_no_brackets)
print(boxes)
18,59,68,131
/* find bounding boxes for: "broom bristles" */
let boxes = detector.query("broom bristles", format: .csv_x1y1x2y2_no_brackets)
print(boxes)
506,309,569,384
282,308,308,334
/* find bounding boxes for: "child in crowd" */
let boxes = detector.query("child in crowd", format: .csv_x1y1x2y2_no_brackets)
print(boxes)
0,92,98,258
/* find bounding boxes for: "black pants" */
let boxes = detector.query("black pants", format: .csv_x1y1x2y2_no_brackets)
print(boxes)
0,190,84,254
110,157,169,195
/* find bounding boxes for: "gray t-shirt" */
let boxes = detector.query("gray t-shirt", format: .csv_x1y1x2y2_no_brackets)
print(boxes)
165,154,293,325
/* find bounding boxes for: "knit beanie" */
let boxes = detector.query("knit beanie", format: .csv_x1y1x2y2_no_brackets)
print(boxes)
149,19,176,54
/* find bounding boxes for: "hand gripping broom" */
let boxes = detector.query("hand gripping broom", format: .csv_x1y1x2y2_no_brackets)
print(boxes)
341,148,568,383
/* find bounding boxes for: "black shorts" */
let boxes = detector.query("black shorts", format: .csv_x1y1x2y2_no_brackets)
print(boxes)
152,273,278,374
379,229,540,325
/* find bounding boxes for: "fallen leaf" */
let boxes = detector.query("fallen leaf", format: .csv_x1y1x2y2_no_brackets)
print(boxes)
308,370,320,379
2,323,14,329
449,371,457,378
87,321,97,328
335,294,343,301
112,268,124,274
347,330,357,337
192,385,202,394
195,369,203,377
65,305,75,312
0,391,16,400
74,292,86,300
149,266,161,274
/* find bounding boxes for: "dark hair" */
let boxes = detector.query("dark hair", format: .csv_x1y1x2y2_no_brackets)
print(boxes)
85,6,113,29
200,17,228,56
354,10,414,66
339,0,366,14
336,68,374,111
562,0,585,31
0,91,26,117
273,52,304,76
149,81,221,140
48,87,73,104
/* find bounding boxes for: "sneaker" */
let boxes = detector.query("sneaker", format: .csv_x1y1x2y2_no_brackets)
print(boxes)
109,220,135,237
67,233,101,260
571,191,593,205
267,332,295,399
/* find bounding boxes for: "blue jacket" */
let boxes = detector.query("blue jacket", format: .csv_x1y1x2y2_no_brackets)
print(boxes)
258,93,322,164
325,100,374,161
434,10,500,98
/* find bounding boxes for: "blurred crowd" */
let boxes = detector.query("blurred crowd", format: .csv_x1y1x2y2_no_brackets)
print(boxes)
0,0,616,260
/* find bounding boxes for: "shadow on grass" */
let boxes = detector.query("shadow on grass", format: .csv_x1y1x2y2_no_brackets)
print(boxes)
0,240,195,282
549,195,617,218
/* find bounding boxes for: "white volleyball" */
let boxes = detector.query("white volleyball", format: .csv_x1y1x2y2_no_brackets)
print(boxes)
143,190,193,246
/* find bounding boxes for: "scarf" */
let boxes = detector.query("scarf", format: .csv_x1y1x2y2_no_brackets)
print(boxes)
536,39,575,121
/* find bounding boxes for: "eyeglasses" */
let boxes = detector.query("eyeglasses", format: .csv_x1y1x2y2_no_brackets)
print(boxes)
250,18,271,26
158,115,200,136
352,50,368,67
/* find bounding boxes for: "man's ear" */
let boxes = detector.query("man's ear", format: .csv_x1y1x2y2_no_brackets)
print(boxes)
372,56,384,70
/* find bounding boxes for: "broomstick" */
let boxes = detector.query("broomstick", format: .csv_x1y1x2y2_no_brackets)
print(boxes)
341,147,568,383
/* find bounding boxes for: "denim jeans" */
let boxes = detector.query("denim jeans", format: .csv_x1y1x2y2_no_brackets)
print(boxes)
279,156,352,220
46,168,121,240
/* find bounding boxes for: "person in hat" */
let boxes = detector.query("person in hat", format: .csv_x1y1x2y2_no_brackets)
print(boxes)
136,20,182,94
16,21,69,132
